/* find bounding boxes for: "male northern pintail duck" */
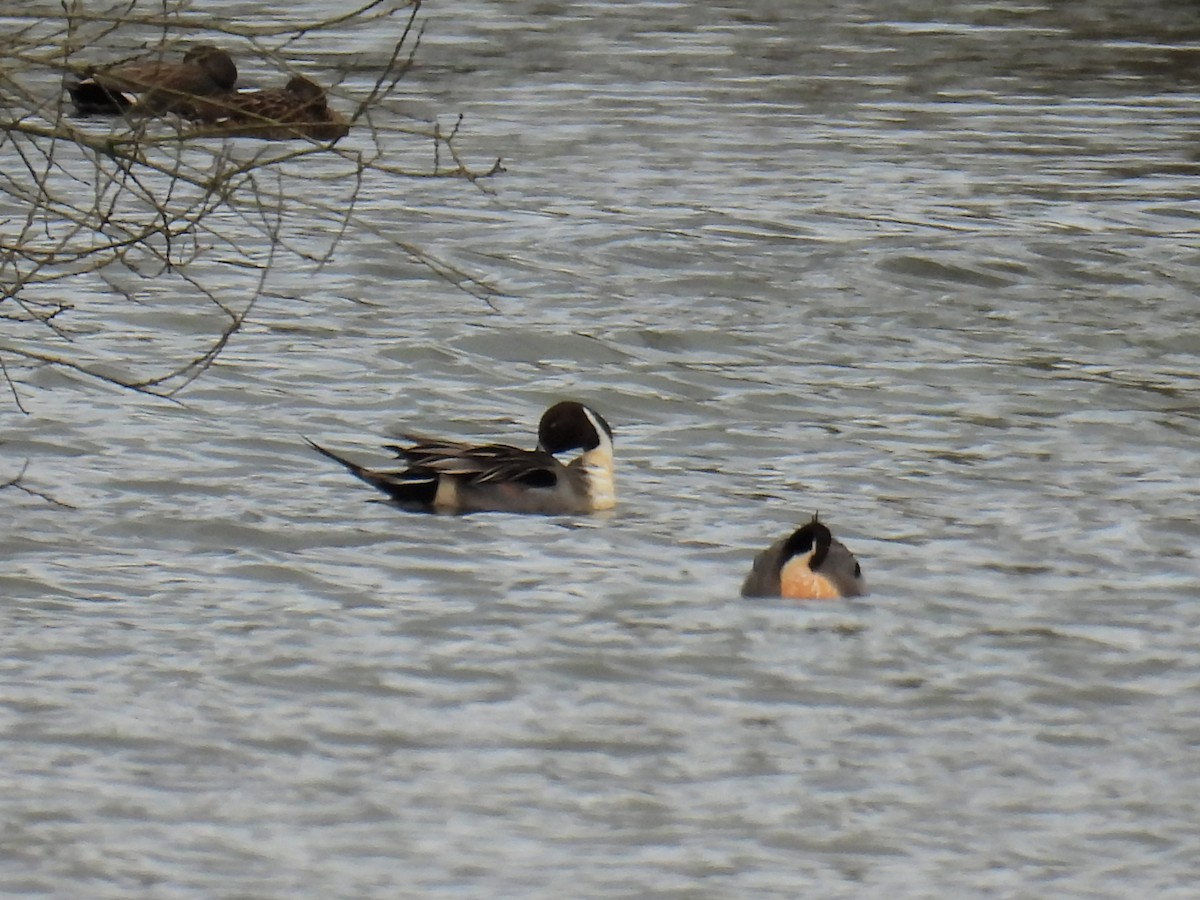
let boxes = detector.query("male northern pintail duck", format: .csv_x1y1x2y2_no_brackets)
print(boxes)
308,401,615,514
741,515,866,600
67,44,237,116
194,74,349,140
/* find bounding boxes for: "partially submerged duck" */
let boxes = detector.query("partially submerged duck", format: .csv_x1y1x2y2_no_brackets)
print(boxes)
308,401,616,514
194,75,349,140
742,515,866,600
67,44,237,116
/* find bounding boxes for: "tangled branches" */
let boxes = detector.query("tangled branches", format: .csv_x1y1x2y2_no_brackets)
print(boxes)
0,0,501,412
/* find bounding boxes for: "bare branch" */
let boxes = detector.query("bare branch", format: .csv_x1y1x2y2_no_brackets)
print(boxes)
0,458,76,507
0,0,502,409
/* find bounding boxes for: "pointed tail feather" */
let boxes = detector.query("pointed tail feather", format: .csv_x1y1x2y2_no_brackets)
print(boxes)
305,437,373,479
305,437,439,508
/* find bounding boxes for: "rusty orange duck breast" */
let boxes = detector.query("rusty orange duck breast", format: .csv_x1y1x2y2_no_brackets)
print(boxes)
307,401,615,515
741,515,866,600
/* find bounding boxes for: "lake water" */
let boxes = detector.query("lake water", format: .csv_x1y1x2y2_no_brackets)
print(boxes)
3,1,1199,896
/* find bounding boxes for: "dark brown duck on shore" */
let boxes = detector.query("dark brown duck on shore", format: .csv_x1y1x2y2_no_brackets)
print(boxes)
67,44,237,116
194,75,349,141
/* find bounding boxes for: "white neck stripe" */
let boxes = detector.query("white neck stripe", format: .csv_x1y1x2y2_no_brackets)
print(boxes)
581,406,611,455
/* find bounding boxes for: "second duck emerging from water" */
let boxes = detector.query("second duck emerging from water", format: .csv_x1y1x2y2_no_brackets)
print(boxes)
195,75,349,141
308,401,615,515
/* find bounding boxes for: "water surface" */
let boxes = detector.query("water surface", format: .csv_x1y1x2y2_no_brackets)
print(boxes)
3,1,1199,896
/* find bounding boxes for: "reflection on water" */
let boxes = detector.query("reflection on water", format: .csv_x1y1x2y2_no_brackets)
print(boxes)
3,1,1199,896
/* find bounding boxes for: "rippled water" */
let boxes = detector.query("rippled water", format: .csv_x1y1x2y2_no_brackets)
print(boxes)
4,1,1200,896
